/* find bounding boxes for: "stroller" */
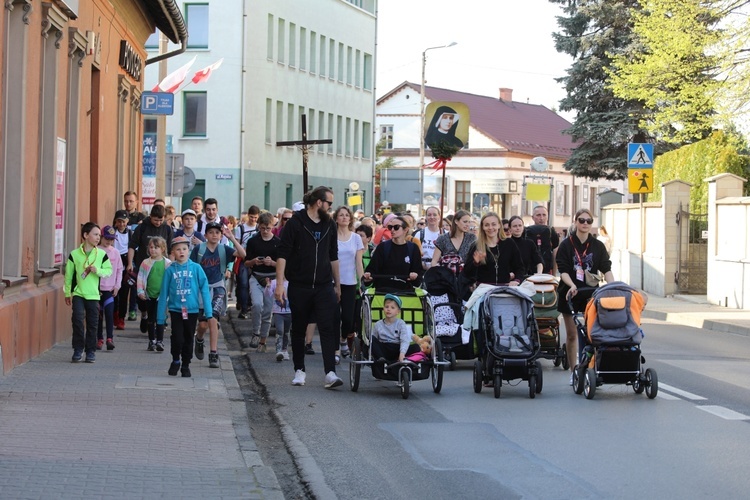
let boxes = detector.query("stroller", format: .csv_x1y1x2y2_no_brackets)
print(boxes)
472,286,543,399
571,282,658,400
422,266,475,370
527,274,567,369
349,287,449,399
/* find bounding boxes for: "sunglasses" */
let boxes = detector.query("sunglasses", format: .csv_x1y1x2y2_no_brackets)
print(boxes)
577,217,594,225
387,225,403,231
503,227,510,232
282,217,292,221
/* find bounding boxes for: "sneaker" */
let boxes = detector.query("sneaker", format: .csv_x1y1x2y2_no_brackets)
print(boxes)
569,373,574,386
282,350,290,361
106,339,115,351
324,371,343,389
85,351,96,363
292,369,306,386
128,311,137,321
208,352,220,368
249,335,260,348
96,339,104,350
194,337,205,360
181,366,192,378
155,341,164,352
238,312,248,320
168,361,181,376
335,354,341,365
147,341,155,351
140,317,148,333
115,319,125,330
276,351,284,362
340,342,350,358
305,343,315,355
256,343,267,353
72,349,83,363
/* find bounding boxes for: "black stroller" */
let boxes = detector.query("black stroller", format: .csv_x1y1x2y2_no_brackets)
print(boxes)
422,266,475,370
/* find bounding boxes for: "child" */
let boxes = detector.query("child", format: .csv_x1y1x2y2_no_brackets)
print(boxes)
137,236,171,351
371,294,420,363
268,278,291,361
157,236,212,377
64,222,113,363
96,226,123,350
191,221,245,368
112,210,134,328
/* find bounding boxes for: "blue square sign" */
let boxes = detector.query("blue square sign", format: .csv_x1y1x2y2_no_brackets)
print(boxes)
627,143,654,168
141,91,174,115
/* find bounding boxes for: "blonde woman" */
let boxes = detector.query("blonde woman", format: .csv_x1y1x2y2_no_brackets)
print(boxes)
462,212,523,286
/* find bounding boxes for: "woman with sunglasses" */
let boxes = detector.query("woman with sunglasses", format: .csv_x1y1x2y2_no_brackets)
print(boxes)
508,215,543,279
462,212,524,287
430,210,476,273
363,216,423,290
556,208,614,384
272,208,293,237
333,206,364,361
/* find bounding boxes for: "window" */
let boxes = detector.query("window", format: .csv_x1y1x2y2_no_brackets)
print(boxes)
186,4,209,49
573,185,579,214
338,42,344,82
319,35,326,76
276,100,283,142
144,117,157,134
455,181,471,212
590,186,598,212
328,38,335,79
265,98,272,143
309,31,317,73
145,32,159,49
183,92,207,136
380,125,393,149
327,113,334,153
277,18,285,64
345,117,352,156
354,119,360,157
286,184,293,208
318,111,326,152
287,103,294,140
362,122,372,159
564,185,570,215
308,108,316,139
355,49,361,87
363,53,373,90
288,23,296,67
346,46,353,84
264,182,271,211
336,115,343,155
266,14,274,60
300,27,307,70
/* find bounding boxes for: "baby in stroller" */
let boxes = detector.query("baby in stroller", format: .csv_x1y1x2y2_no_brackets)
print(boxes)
371,293,421,363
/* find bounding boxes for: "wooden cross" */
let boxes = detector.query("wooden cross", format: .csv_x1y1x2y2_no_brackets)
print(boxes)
276,114,333,193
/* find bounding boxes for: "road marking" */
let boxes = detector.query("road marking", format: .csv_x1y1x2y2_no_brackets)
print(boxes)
697,405,750,421
658,383,707,401
656,391,680,401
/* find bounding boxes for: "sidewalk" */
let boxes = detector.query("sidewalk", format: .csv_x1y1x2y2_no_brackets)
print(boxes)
642,294,750,336
0,316,283,500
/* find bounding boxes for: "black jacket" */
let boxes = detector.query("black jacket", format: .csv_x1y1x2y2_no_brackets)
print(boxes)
278,209,338,287
462,239,524,285
128,219,174,268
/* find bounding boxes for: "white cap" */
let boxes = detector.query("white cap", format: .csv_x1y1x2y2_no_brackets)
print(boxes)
181,208,197,217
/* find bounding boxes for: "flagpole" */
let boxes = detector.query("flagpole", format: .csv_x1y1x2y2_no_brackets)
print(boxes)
155,33,168,204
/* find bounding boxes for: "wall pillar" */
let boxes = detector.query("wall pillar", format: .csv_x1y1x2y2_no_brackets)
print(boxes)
661,180,692,296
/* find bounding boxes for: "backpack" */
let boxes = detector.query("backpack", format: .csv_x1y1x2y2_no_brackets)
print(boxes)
196,242,229,275
525,225,554,273
584,282,645,345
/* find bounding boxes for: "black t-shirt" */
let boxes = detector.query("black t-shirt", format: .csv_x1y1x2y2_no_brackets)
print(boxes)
245,235,281,275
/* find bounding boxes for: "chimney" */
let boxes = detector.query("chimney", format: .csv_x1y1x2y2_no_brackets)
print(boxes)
499,87,513,102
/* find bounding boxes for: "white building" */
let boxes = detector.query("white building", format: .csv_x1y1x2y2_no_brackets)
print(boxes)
145,0,377,216
376,83,626,229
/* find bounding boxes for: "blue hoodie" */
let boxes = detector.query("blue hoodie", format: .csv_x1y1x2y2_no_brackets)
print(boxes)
157,259,212,325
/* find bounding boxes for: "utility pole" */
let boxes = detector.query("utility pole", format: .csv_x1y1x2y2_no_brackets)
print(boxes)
156,33,168,200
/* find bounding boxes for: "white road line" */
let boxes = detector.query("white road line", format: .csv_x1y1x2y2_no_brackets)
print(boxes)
658,383,707,401
656,391,680,400
697,405,750,421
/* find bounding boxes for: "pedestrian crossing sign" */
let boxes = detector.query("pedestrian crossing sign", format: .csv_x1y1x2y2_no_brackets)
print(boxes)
628,143,653,167
628,169,653,194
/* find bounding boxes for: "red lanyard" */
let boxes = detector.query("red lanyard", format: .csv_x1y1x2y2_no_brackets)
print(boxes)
569,236,589,268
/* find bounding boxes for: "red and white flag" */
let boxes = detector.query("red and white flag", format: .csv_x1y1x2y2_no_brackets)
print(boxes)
152,55,196,93
191,58,224,85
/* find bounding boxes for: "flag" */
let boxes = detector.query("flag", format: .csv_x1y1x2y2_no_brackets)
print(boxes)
191,58,224,85
152,55,196,93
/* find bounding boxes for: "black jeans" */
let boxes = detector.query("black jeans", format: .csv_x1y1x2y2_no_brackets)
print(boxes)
147,297,165,342
336,284,357,341
169,311,198,364
371,336,421,363
97,290,115,340
288,284,338,374
71,296,99,353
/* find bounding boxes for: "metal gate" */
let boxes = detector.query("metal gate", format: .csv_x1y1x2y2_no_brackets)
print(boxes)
675,202,708,294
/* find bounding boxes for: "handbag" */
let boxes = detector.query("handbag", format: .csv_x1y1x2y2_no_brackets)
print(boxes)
584,270,603,287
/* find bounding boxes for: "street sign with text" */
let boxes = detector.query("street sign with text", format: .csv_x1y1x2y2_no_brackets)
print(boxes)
141,91,174,115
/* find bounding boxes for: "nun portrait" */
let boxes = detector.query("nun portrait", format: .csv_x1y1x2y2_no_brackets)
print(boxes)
424,105,464,149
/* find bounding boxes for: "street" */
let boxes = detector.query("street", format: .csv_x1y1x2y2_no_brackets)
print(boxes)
234,316,750,499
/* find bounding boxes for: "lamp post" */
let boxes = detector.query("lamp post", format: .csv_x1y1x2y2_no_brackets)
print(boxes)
419,42,457,216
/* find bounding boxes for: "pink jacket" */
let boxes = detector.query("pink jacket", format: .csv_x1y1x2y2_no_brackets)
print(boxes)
98,245,123,292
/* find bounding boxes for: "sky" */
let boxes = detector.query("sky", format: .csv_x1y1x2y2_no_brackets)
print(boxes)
375,0,574,119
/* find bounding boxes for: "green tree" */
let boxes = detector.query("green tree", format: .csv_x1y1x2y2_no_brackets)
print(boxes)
550,0,649,180
650,130,750,211
607,0,724,144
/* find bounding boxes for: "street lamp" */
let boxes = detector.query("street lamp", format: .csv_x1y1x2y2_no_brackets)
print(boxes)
419,42,457,215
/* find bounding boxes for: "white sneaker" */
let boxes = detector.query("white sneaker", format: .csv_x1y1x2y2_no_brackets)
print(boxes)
569,373,574,386
324,371,343,389
282,350,290,361
292,369,306,386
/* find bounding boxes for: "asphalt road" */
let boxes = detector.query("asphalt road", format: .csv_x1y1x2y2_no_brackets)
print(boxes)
244,317,750,499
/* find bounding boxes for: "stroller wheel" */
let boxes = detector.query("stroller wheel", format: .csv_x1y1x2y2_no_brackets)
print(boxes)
400,370,410,400
493,374,502,399
449,351,457,371
584,369,597,399
573,365,584,395
561,343,569,370
529,375,537,399
535,361,543,394
473,360,483,393
645,368,658,399
553,356,561,368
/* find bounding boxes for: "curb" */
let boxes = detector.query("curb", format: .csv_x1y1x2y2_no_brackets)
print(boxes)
642,310,750,337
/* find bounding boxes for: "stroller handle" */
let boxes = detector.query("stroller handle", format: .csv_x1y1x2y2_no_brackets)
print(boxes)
566,286,598,314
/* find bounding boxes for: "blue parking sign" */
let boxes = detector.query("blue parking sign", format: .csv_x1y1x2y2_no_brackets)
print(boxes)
141,91,174,115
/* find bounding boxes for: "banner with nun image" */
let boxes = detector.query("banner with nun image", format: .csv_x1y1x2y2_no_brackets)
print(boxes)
423,102,469,152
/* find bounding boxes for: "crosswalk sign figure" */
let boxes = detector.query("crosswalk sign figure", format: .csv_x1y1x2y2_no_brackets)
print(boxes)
639,171,649,190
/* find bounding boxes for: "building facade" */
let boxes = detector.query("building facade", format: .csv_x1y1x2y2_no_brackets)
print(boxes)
376,83,626,229
144,0,377,216
0,0,186,373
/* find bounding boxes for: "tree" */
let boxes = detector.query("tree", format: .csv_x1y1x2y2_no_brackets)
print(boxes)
550,0,650,180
